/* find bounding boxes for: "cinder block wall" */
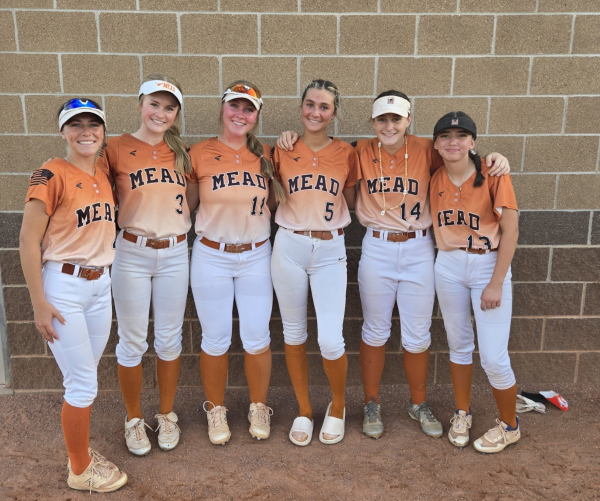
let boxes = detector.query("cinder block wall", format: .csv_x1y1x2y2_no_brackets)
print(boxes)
1,1,599,392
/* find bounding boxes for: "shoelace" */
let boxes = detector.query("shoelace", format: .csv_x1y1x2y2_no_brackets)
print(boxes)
450,413,471,433
203,401,228,430
252,404,273,425
88,448,113,469
155,413,181,434
419,403,437,422
86,455,114,494
484,419,508,443
132,419,152,442
365,401,380,423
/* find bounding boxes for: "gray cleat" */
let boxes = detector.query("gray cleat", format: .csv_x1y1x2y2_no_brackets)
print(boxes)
408,401,443,438
363,400,384,439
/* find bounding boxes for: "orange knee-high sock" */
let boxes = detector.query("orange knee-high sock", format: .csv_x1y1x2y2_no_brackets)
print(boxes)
359,340,386,404
323,352,348,419
449,362,473,412
284,343,312,421
244,347,272,405
200,351,228,409
157,356,181,414
62,402,91,476
492,384,518,429
118,363,143,420
403,349,430,405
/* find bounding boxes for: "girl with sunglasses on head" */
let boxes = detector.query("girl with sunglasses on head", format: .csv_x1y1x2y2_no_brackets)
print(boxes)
431,112,520,453
271,79,359,446
19,99,127,492
97,74,191,456
277,90,510,440
186,81,285,445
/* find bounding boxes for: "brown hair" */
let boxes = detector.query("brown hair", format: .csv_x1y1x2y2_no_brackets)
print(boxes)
221,80,286,204
139,74,191,175
301,79,341,118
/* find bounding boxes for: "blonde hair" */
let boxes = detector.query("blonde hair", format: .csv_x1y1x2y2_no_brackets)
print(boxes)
221,80,286,204
139,74,191,175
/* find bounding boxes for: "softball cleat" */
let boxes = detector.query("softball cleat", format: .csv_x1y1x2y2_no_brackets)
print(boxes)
67,451,128,493
124,416,152,456
203,401,231,445
155,411,181,451
473,418,520,454
248,403,273,440
408,401,443,438
448,410,472,448
362,400,384,439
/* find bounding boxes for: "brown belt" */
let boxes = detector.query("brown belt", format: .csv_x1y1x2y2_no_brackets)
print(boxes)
294,229,344,240
123,230,186,249
200,237,268,253
372,229,426,243
459,247,498,254
61,263,107,281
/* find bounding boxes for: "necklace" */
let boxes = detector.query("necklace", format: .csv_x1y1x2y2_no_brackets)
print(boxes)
378,135,408,216
447,160,475,188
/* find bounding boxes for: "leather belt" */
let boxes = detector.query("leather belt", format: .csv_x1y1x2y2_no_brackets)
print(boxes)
459,247,498,255
200,237,268,253
123,230,186,249
372,229,426,243
294,229,344,240
61,263,106,281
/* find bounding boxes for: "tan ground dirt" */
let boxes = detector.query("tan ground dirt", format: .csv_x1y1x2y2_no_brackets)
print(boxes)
0,383,598,500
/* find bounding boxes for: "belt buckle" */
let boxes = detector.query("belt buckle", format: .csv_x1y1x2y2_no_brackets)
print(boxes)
390,232,408,243
227,243,245,253
149,239,165,249
81,267,102,280
308,231,313,238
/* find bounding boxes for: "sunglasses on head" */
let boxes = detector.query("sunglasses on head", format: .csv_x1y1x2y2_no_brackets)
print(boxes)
223,84,262,100
62,99,101,112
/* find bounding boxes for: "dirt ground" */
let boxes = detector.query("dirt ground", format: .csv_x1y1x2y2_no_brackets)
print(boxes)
1,383,598,500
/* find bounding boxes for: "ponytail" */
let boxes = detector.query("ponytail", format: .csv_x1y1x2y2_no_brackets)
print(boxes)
470,149,485,188
246,132,286,204
164,124,192,175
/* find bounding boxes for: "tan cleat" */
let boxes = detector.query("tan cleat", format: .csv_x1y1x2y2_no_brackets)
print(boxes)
124,416,152,456
473,418,520,454
203,401,231,445
155,412,181,451
67,452,128,493
248,403,273,440
448,410,472,448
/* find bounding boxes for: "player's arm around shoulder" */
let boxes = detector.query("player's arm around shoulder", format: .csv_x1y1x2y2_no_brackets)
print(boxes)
186,139,209,213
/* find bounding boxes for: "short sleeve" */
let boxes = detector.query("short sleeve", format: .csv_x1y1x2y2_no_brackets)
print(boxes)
344,147,360,188
25,164,64,217
489,173,518,220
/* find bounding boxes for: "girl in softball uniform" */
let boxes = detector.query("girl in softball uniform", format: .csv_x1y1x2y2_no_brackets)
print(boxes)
186,81,286,445
272,79,359,446
19,99,127,492
97,75,191,455
278,91,510,440
430,111,520,453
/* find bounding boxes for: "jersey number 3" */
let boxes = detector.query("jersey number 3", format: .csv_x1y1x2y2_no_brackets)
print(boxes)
175,194,184,214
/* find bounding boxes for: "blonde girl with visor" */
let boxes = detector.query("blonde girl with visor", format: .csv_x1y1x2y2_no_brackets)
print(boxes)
98,75,192,456
277,90,510,440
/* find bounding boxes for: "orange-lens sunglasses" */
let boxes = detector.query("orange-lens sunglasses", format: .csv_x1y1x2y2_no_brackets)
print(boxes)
226,84,261,99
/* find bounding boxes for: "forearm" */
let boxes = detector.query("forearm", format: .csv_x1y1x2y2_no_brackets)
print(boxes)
186,181,199,213
19,237,46,307
489,224,518,286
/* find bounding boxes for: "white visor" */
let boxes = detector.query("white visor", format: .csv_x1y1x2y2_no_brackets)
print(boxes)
138,80,183,106
372,95,411,119
222,89,263,110
58,106,106,131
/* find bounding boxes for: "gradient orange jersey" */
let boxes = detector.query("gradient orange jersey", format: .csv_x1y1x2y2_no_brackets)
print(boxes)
25,158,116,267
273,138,359,231
429,163,518,252
97,134,191,239
354,136,444,232
188,138,272,244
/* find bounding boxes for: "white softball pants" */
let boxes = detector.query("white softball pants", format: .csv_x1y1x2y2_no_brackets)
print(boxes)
359,228,435,352
43,264,112,408
271,227,347,361
112,230,189,367
435,249,515,390
190,237,272,356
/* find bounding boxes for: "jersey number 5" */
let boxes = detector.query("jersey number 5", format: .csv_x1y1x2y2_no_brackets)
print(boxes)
251,196,266,216
324,202,334,221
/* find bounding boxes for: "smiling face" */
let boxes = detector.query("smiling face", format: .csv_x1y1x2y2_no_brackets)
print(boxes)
60,113,105,157
372,113,412,149
434,128,475,163
301,88,336,134
139,91,180,136
221,98,259,139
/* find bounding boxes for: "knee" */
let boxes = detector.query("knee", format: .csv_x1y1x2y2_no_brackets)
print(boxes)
242,334,271,355
401,331,431,353
116,340,147,366
319,337,345,361
154,330,183,361
449,349,473,365
481,358,515,389
201,336,230,357
64,380,98,408
283,327,308,347
361,326,389,348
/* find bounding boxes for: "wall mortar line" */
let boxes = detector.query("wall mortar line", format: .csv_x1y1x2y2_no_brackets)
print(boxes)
580,283,587,316
413,15,419,56
553,174,559,209
450,57,455,96
526,56,533,95
561,97,568,134
177,13,182,54
520,136,526,172
569,14,576,54
373,56,379,96
573,353,580,383
491,14,497,55
12,10,19,52
20,96,27,134
588,211,594,245
257,14,261,55
546,247,553,282
540,318,545,350
336,14,340,55
57,54,64,93
95,11,101,52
